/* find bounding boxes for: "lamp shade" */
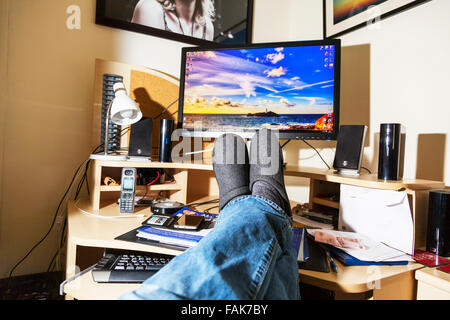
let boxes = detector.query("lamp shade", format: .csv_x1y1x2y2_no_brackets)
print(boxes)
110,82,142,126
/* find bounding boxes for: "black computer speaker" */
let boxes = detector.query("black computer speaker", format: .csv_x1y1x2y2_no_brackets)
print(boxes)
128,117,153,158
333,125,367,174
159,119,174,162
427,190,450,257
378,123,402,180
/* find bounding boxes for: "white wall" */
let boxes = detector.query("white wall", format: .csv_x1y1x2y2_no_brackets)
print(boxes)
289,0,450,186
339,0,450,184
290,0,323,41
0,0,296,278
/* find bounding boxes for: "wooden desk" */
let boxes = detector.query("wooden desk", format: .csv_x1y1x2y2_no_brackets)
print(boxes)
63,161,444,300
299,259,422,300
64,199,423,300
415,267,450,300
65,200,183,278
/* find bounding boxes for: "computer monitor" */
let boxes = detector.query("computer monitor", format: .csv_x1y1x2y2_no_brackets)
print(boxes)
177,39,341,140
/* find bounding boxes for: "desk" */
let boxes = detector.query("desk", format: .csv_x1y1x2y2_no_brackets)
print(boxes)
299,259,422,300
415,267,450,299
63,161,444,300
64,199,422,300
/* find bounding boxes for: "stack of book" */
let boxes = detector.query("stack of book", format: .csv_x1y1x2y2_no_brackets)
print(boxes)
135,207,218,250
289,227,309,263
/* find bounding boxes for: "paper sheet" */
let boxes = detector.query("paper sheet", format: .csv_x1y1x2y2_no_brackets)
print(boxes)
308,229,412,262
339,184,414,254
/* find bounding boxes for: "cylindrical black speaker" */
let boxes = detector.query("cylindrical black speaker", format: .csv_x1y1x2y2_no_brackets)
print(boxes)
378,123,401,180
426,190,450,257
159,119,174,162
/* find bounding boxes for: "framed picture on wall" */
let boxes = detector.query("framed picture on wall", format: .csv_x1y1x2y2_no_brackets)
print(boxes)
96,0,254,46
323,0,431,38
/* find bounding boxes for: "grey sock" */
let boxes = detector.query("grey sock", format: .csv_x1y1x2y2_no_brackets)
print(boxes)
252,180,289,213
249,129,291,216
213,134,250,211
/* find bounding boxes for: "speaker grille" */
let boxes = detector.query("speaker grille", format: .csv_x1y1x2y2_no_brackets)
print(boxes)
333,125,366,170
101,74,123,153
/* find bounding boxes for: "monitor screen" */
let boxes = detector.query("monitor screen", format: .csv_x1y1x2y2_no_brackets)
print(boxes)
177,39,341,140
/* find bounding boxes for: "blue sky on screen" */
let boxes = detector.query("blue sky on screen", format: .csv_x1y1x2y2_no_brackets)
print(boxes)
184,45,336,114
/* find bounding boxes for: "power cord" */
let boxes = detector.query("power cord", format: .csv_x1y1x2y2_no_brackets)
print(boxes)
281,138,370,173
153,98,179,120
301,139,331,170
8,157,90,288
281,139,291,149
30,125,147,275
360,166,372,174
48,156,94,272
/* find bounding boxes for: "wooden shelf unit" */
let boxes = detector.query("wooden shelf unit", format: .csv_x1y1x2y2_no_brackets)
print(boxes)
284,166,445,250
66,163,445,300
89,160,213,213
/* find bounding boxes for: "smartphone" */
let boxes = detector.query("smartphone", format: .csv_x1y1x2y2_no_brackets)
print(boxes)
173,215,204,230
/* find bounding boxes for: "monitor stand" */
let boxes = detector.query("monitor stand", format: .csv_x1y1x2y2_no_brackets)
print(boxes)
334,168,361,176
127,156,151,162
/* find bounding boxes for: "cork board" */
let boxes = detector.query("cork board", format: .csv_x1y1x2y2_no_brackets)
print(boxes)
129,69,179,157
91,59,213,163
91,59,179,156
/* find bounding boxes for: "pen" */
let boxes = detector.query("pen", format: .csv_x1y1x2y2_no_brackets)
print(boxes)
325,249,339,273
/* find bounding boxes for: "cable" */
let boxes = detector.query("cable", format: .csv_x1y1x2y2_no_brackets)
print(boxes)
50,146,99,272
361,166,372,174
203,205,219,214
8,158,89,287
59,263,97,296
48,158,93,272
153,98,179,120
301,139,331,170
146,171,161,186
188,198,219,207
281,139,291,149
39,131,133,274
183,148,214,156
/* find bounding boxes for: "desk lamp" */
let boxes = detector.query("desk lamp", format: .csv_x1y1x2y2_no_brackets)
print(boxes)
90,82,142,161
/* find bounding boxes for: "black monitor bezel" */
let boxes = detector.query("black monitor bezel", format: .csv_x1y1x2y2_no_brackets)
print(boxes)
177,39,341,140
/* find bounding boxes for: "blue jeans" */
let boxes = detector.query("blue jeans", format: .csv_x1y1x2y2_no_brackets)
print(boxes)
119,195,300,300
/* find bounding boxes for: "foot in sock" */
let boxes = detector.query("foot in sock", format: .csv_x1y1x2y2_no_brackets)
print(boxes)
249,129,291,216
212,134,251,211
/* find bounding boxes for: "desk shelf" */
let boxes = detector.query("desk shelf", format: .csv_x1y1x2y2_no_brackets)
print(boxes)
63,270,138,300
99,183,184,192
68,161,445,300
89,160,213,212
285,166,445,251
312,196,340,209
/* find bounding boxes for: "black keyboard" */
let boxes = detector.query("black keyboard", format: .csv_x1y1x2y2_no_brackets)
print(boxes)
92,249,174,283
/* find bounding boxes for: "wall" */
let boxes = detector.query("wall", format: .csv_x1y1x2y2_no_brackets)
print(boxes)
297,0,450,184
0,0,8,248
6,0,444,279
339,0,450,184
0,0,296,278
0,0,178,278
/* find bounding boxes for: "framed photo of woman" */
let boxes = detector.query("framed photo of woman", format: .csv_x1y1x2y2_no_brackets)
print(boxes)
96,0,254,45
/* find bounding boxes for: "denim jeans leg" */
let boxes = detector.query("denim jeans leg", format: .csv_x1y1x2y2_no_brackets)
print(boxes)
119,195,299,300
